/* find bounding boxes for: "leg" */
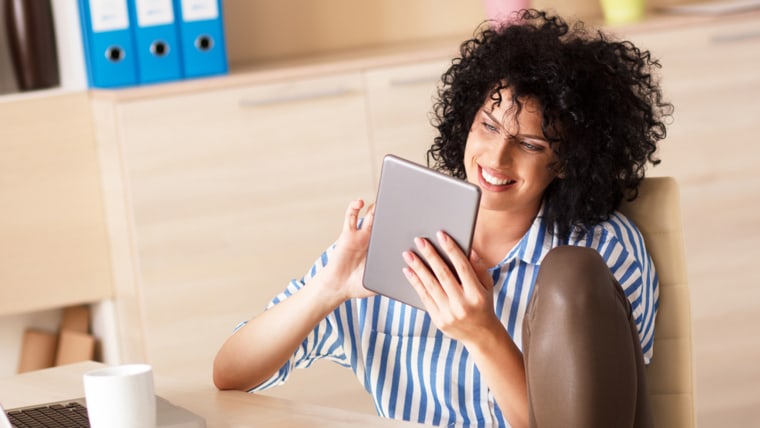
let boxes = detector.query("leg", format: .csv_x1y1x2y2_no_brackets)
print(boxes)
521,246,653,428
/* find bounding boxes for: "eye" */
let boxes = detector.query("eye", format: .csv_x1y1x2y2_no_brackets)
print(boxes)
520,140,544,152
482,121,499,133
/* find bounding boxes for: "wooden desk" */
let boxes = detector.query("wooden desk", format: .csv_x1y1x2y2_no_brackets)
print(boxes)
0,362,424,427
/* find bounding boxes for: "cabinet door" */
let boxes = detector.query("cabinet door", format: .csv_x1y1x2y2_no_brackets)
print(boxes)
627,15,760,426
0,93,112,315
364,59,451,182
627,18,760,280
628,17,760,184
115,73,375,407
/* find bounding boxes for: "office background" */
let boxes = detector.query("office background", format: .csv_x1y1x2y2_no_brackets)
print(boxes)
1,0,759,427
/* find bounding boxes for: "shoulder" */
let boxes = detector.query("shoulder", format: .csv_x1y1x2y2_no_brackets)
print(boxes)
566,211,652,277
570,211,645,250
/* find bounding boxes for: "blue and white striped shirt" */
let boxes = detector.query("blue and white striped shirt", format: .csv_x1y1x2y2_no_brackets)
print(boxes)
245,210,659,427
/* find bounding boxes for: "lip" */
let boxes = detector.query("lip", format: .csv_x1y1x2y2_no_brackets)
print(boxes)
477,165,516,191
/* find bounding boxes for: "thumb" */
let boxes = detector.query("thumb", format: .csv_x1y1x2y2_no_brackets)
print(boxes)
469,249,493,289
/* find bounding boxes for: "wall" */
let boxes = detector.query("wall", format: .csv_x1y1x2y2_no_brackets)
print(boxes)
223,0,487,65
221,0,699,67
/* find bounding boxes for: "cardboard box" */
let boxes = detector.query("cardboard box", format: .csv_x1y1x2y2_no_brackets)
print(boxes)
55,330,95,366
17,329,57,373
60,305,90,333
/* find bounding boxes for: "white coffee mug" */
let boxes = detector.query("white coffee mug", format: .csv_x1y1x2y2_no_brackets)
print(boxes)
83,364,157,428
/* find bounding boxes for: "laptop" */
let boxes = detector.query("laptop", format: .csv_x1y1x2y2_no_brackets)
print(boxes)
363,154,481,310
1,396,205,428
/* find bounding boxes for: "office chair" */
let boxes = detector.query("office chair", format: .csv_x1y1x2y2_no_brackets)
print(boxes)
619,176,696,427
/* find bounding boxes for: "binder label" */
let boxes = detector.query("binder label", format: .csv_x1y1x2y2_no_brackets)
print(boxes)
180,0,219,22
90,0,130,32
135,0,175,27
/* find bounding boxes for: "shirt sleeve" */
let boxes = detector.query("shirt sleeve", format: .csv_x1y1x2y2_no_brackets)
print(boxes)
591,217,660,364
244,243,350,392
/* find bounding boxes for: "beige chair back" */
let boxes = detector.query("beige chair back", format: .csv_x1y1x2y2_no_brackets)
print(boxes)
619,177,696,427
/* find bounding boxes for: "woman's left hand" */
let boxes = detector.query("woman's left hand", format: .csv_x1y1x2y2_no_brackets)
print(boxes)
402,231,500,344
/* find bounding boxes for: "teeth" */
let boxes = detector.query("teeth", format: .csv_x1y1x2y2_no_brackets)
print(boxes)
482,169,513,186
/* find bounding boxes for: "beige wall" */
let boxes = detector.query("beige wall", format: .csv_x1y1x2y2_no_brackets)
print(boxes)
221,0,698,66
223,0,487,65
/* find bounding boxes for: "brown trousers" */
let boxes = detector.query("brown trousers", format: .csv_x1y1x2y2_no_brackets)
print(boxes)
522,246,654,427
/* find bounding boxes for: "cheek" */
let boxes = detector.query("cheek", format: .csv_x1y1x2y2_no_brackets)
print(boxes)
524,158,558,186
538,163,559,186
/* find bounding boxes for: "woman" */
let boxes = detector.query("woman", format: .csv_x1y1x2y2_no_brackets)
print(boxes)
213,9,672,428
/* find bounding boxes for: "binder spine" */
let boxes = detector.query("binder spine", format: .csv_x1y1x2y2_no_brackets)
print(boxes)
77,0,138,88
174,0,227,78
128,0,183,84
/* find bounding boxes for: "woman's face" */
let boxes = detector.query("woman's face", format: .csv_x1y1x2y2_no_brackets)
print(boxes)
464,89,559,214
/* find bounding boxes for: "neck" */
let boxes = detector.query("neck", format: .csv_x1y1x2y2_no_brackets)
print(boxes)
473,205,539,267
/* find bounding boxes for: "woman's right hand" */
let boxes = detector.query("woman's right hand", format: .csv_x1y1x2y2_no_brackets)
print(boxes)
316,199,376,303
213,199,376,391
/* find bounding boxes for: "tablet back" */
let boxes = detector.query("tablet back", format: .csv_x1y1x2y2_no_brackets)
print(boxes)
363,155,481,310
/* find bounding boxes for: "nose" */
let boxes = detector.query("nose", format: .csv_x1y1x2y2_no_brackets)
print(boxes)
490,136,519,167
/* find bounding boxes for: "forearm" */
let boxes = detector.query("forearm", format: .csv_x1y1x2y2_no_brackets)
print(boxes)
213,279,344,391
464,324,529,428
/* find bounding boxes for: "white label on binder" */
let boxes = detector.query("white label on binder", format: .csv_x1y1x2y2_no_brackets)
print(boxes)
135,0,174,26
90,0,130,32
180,0,219,22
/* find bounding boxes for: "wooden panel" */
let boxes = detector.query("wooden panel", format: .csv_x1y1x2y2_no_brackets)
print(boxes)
113,72,376,412
364,59,450,181
0,93,112,315
625,14,760,426
0,362,421,427
90,98,147,363
224,0,482,65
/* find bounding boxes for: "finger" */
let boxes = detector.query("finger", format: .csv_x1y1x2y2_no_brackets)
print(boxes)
403,249,449,306
420,233,468,299
435,231,494,301
413,237,463,301
343,199,365,233
360,202,376,232
402,265,439,313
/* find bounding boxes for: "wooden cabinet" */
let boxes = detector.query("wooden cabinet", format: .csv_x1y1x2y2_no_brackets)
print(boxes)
0,93,112,316
92,72,378,411
625,13,760,426
96,74,376,365
364,59,451,179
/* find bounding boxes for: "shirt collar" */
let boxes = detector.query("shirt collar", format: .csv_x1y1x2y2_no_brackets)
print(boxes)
497,205,559,268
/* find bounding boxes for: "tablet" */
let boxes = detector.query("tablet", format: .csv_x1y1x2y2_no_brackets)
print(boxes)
362,154,481,310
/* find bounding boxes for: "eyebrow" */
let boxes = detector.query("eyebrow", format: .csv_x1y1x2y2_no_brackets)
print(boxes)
482,109,548,142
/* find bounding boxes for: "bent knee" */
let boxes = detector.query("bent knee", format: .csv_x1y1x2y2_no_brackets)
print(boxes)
534,246,615,309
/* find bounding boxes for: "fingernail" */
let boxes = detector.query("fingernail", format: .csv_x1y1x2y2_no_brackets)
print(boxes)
437,231,448,243
402,251,414,264
414,237,425,249
402,267,412,278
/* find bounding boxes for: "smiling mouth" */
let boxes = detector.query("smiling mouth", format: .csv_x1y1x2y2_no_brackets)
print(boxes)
481,167,516,186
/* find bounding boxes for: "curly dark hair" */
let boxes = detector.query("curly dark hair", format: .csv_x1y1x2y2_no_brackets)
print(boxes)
428,9,673,239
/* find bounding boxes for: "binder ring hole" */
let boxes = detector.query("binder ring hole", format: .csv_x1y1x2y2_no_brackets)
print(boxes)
195,35,214,51
150,41,169,57
105,46,124,62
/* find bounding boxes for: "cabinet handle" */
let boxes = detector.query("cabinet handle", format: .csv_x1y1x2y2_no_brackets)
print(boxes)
238,87,358,108
711,30,760,44
389,75,441,87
